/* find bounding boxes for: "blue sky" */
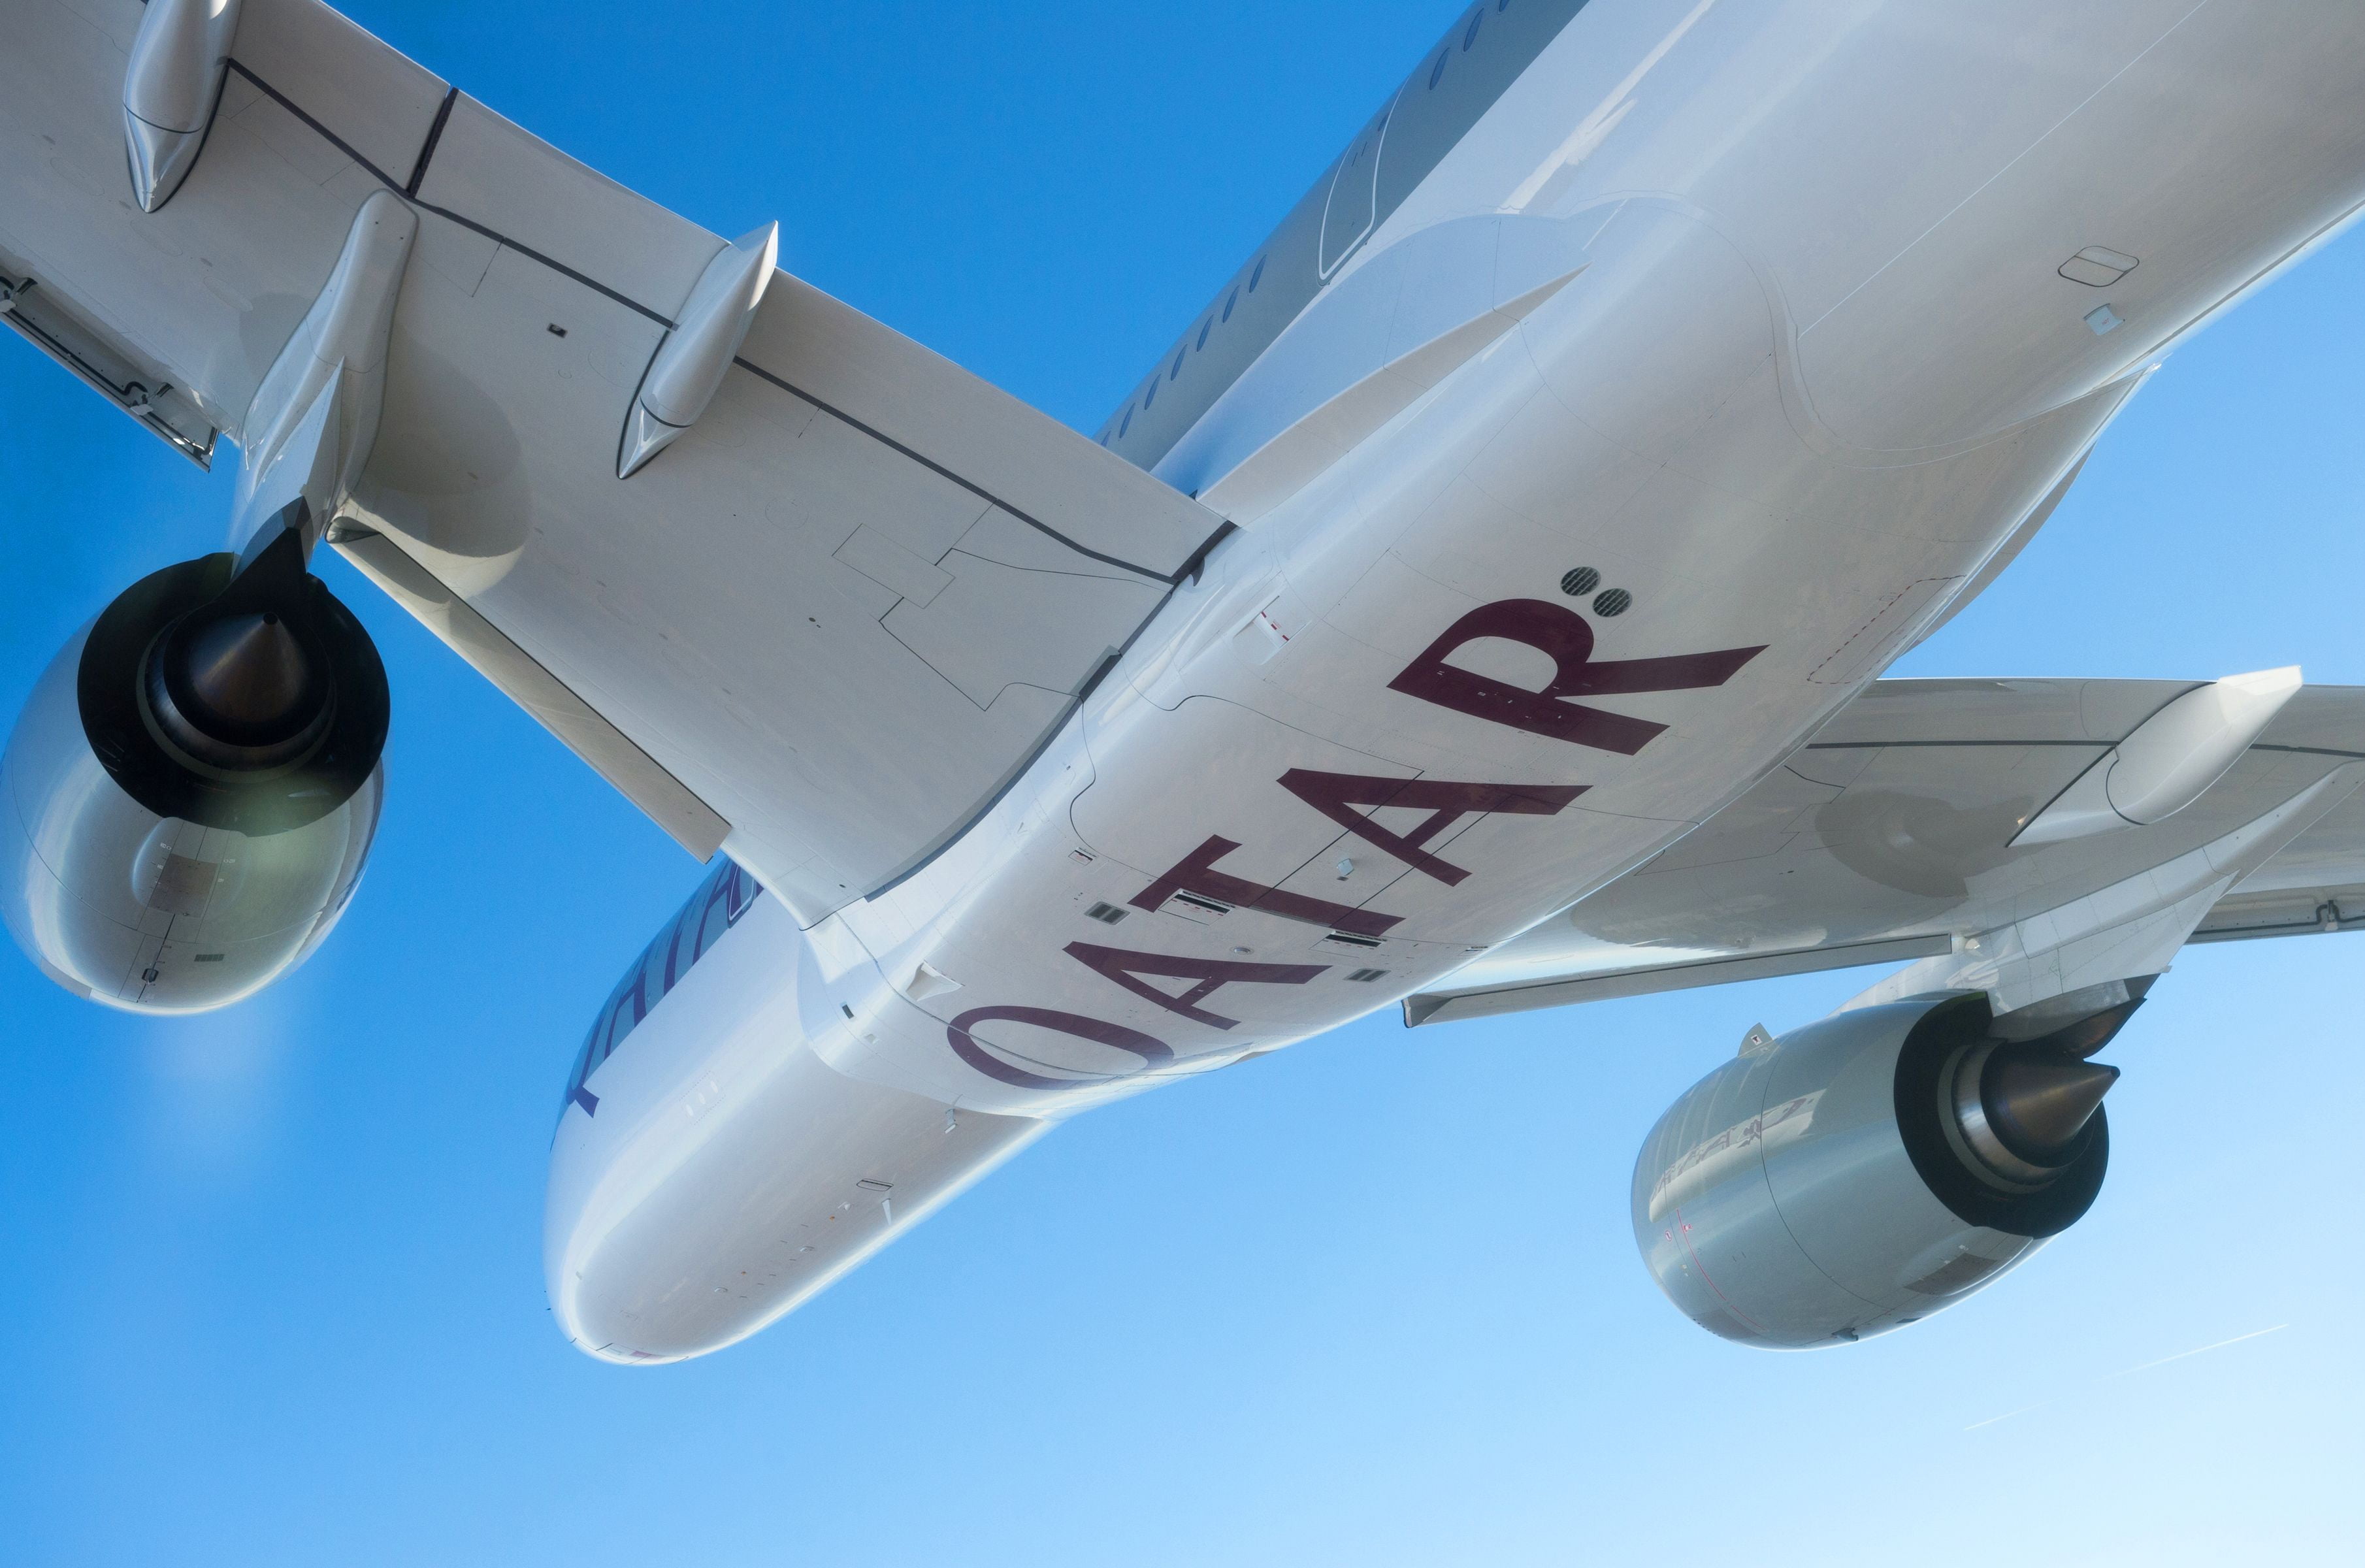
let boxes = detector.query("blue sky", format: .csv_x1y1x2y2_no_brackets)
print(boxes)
4,3,2362,1563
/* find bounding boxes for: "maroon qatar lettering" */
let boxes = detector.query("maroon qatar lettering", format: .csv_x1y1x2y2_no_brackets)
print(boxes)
942,595,1767,1095
1063,941,1326,1029
1274,771,1586,887
1387,598,1763,754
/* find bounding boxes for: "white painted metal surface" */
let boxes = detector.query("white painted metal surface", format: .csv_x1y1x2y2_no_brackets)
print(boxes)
5,0,2365,1362
0,0,1227,918
1415,679,2365,1024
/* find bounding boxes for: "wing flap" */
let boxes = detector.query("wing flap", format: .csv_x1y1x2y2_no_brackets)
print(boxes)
331,525,730,859
0,3,376,435
1406,934,1951,1025
2190,882,2365,943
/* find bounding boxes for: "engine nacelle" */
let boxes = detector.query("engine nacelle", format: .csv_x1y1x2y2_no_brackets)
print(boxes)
1,534,388,1013
1633,993,2120,1348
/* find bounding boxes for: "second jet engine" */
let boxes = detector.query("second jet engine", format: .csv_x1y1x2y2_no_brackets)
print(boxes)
1633,990,2127,1347
0,525,389,1013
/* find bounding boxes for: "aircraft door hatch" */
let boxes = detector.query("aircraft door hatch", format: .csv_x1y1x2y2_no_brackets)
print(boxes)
1320,101,1394,278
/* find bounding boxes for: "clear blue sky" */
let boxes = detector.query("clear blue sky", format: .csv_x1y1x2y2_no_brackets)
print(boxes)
4,3,2362,1563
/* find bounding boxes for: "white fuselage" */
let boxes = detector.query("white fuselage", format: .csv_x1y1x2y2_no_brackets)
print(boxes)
547,0,2365,1362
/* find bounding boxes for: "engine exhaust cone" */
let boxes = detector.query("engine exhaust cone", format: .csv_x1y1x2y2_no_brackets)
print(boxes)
182,613,315,730
140,527,336,775
1983,1053,2119,1166
75,517,389,837
1950,1037,2118,1187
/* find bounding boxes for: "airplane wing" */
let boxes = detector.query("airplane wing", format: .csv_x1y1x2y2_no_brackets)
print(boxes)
0,0,1228,921
1409,678,2365,1025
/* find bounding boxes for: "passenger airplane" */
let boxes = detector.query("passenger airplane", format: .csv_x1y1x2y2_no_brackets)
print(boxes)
3,0,2362,1362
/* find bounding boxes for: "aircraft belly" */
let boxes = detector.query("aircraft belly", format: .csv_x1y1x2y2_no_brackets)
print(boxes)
796,208,2142,1122
553,1040,1042,1364
547,0,2365,1132
519,0,2365,1350
546,896,1045,1362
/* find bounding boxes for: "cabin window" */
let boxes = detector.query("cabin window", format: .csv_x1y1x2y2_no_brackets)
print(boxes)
1429,50,1448,89
1222,287,1239,321
1170,346,1186,380
1249,255,1265,291
1196,319,1211,351
1464,9,1482,48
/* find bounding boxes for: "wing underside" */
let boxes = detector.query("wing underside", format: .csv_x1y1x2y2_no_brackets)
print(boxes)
1,0,1228,920
1412,678,2365,1024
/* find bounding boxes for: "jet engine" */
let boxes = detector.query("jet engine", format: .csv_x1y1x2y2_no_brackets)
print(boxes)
1632,992,2125,1348
0,527,388,1013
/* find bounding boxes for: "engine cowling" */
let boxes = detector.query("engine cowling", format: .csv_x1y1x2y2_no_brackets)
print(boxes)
1632,993,2120,1348
0,532,388,1014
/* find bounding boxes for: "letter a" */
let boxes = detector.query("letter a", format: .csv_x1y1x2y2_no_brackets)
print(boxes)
1387,598,1763,754
1274,772,1586,886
